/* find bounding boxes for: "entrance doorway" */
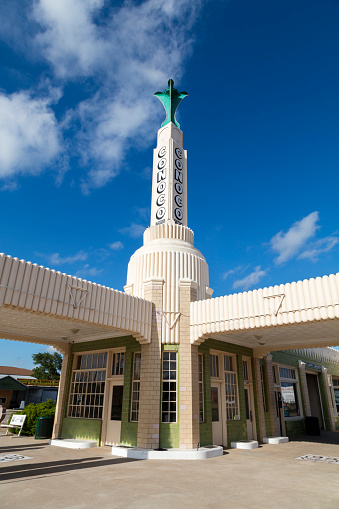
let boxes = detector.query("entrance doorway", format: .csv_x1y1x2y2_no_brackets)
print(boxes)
105,381,124,445
211,383,223,445
306,373,324,429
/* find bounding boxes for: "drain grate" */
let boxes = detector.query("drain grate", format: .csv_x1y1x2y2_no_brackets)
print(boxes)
296,454,339,465
0,454,32,463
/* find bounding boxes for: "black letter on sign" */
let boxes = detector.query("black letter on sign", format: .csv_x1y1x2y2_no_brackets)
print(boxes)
175,208,183,221
157,194,165,206
158,146,166,158
157,169,166,182
175,182,183,194
158,158,166,170
175,159,183,170
156,207,166,220
175,169,182,184
175,147,183,159
157,181,166,193
175,195,182,207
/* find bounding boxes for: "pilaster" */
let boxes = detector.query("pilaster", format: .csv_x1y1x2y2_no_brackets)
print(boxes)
52,343,71,439
265,354,280,436
253,358,266,441
136,278,164,449
298,361,312,417
178,278,199,449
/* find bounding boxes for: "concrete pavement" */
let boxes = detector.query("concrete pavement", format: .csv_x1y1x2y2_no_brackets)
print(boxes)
0,433,338,508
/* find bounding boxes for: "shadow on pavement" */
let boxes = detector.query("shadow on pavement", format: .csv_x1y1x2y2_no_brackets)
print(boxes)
0,456,140,482
289,430,339,445
0,443,48,454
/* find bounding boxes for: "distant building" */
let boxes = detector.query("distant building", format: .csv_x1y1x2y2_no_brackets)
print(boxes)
0,366,58,409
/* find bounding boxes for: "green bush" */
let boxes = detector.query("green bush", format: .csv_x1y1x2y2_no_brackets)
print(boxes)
9,400,56,436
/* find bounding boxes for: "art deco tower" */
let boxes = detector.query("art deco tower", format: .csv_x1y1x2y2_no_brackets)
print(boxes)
125,80,213,449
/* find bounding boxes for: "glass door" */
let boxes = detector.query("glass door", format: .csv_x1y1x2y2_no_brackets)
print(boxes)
105,381,124,445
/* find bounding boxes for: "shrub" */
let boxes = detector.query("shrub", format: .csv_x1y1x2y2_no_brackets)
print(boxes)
9,400,56,436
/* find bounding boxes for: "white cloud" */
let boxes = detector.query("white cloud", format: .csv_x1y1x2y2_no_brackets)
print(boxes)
233,266,267,291
119,223,146,238
223,266,243,280
270,211,319,265
31,0,202,190
75,264,102,278
46,345,57,354
109,241,124,251
46,251,88,266
298,235,338,262
0,90,62,179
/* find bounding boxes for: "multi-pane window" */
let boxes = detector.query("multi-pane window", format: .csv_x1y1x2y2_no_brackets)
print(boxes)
130,352,141,422
210,354,219,378
198,354,204,423
224,354,239,420
68,352,107,419
162,351,177,423
279,365,300,418
260,364,267,412
279,367,296,380
112,352,125,376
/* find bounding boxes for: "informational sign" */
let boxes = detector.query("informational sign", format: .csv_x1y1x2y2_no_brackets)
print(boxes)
303,362,322,371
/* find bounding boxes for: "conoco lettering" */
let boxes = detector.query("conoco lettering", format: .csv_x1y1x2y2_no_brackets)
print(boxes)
157,181,166,193
157,169,166,182
175,182,182,194
158,146,166,158
175,195,182,207
175,208,183,221
157,194,166,206
158,158,166,169
175,159,183,170
175,169,182,184
156,207,166,220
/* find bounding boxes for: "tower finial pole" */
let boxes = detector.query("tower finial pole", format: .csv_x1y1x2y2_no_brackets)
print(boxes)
154,79,188,128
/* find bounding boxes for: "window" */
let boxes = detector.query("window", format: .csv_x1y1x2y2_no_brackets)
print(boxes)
210,354,219,378
162,351,177,423
112,352,125,376
279,367,296,380
130,352,141,422
242,360,249,382
279,365,300,418
260,365,267,412
198,354,204,423
224,354,239,420
68,352,107,419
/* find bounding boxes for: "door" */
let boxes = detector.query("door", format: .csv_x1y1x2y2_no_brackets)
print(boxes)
105,381,124,445
211,383,223,445
306,373,324,429
244,386,255,440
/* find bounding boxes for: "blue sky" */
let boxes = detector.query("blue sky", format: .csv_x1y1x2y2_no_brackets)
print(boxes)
0,0,338,368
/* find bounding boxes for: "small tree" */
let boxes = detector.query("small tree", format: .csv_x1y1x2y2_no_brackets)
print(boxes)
32,352,62,380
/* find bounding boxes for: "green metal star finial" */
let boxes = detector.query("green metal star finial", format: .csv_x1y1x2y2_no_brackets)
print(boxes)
154,79,188,128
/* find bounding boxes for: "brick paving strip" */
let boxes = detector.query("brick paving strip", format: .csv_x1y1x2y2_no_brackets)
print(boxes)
0,454,32,463
296,454,339,465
